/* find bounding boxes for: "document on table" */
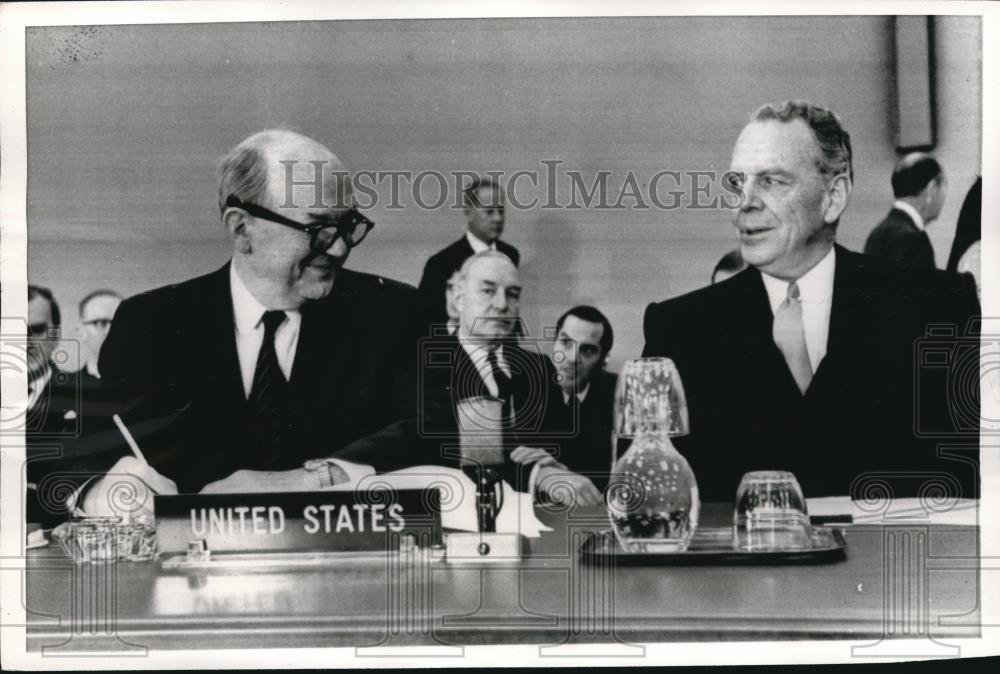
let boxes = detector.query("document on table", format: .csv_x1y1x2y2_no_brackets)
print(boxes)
807,496,978,526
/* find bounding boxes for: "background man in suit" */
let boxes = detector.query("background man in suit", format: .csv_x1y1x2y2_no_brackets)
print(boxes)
441,252,601,504
23,286,119,526
80,129,418,517
643,101,979,502
24,285,77,525
863,152,946,270
76,289,122,383
549,305,617,491
335,251,602,505
418,176,520,328
24,286,64,431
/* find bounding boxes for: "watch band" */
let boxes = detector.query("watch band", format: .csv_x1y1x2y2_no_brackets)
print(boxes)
303,458,348,489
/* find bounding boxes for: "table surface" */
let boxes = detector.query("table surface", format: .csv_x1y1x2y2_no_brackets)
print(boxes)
24,503,981,652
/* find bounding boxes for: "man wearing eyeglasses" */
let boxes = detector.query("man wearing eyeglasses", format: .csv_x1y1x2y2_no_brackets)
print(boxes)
24,286,62,424
24,285,119,527
75,289,122,383
78,129,420,517
642,101,979,502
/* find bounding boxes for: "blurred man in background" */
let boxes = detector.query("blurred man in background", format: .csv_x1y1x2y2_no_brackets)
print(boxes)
76,289,122,383
864,152,946,270
419,176,520,329
23,285,117,527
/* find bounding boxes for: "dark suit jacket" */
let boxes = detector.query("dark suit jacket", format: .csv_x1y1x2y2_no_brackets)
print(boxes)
549,369,617,492
417,236,520,327
642,245,980,501
864,207,936,270
25,366,124,527
97,263,419,494
334,336,561,491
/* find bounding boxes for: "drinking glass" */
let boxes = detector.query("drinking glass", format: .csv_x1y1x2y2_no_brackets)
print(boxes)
733,471,811,551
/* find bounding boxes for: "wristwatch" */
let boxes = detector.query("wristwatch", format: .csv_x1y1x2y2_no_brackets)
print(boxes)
302,458,349,489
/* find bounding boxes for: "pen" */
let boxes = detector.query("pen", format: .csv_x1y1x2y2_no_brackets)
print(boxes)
112,413,148,464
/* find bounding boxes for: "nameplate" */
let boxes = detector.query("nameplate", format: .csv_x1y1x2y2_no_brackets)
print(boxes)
154,489,441,554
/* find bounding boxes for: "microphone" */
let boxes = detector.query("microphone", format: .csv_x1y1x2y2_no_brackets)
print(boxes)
456,396,506,532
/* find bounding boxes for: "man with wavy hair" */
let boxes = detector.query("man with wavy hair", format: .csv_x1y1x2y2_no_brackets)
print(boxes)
643,101,979,501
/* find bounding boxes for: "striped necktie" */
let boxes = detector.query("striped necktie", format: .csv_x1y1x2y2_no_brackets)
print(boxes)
248,310,288,459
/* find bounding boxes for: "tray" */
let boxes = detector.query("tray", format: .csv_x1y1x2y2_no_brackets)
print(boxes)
579,526,847,565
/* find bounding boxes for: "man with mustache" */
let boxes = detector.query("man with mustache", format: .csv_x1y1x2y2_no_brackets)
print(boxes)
642,101,979,502
80,130,418,516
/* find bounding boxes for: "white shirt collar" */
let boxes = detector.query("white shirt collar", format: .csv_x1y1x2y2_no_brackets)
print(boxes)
27,364,53,411
230,264,302,334
457,336,510,395
760,246,836,372
465,231,496,254
892,200,925,231
230,264,302,397
563,382,590,405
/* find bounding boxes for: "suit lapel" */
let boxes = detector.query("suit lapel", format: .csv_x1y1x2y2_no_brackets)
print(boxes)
731,267,812,399
198,264,245,408
807,245,863,398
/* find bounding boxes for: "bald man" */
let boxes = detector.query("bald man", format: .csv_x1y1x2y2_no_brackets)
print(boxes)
81,130,419,516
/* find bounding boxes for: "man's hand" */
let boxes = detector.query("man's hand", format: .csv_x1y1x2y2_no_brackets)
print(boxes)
80,456,178,521
510,445,556,465
200,468,317,494
535,464,603,507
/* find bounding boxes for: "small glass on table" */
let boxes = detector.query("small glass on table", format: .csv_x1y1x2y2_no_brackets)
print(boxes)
51,516,157,564
733,471,811,551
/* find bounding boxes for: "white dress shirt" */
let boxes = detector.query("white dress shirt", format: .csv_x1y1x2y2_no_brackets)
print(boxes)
892,200,925,231
760,246,836,373
230,265,302,398
562,382,590,406
457,336,557,497
459,338,511,399
466,231,497,253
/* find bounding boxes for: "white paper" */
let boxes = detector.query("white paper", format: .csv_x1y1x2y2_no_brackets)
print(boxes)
353,465,553,537
807,496,978,527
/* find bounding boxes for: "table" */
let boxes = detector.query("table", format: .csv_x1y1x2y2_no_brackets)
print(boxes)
24,504,981,653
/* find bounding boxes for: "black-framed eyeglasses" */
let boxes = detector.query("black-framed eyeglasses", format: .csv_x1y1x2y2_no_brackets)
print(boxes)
225,195,375,251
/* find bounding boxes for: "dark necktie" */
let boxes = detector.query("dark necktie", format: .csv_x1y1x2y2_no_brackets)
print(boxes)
486,348,512,401
772,281,813,394
248,310,288,459
566,393,581,430
486,348,514,441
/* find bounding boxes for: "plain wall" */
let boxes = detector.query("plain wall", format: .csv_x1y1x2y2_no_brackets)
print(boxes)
25,16,981,371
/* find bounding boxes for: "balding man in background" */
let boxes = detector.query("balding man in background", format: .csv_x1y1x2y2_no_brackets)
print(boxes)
76,289,122,385
864,152,946,270
418,176,520,330
81,129,419,516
